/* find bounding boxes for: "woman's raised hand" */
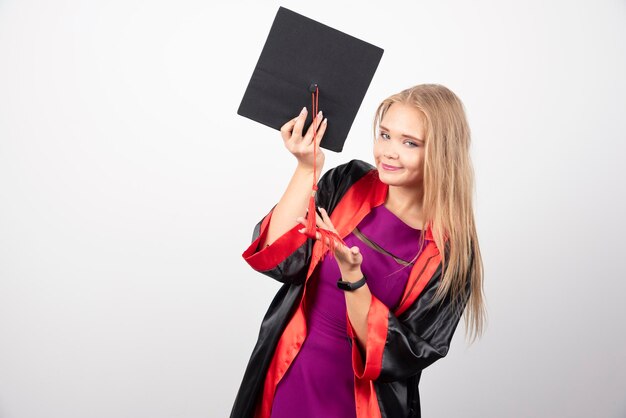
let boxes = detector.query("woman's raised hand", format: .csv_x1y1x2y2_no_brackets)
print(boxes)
280,107,328,173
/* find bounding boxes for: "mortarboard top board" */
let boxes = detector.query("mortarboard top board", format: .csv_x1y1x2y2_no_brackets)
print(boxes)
237,7,384,153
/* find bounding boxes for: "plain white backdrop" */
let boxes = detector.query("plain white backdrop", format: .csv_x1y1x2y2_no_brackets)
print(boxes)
1,0,625,417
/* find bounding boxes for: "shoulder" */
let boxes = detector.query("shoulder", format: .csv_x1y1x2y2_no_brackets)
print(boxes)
319,159,375,189
316,159,376,212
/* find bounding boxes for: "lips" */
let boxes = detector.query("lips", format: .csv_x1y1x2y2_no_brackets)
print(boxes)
381,163,402,171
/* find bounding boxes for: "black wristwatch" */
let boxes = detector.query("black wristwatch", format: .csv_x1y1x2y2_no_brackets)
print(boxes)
337,276,367,291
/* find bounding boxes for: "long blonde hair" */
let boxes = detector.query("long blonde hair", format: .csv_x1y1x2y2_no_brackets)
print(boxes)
373,84,486,342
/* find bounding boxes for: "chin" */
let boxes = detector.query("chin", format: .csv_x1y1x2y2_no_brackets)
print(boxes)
377,170,421,189
377,170,403,185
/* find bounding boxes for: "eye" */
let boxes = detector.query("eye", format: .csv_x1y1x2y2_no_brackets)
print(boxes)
379,132,391,140
404,140,418,148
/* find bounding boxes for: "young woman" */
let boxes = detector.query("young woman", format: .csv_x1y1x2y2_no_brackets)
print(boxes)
230,84,486,418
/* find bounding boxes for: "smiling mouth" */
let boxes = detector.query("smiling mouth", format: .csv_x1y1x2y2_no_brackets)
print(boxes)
381,163,402,171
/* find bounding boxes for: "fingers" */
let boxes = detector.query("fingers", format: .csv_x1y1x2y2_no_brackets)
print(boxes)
313,117,328,148
314,211,324,227
296,211,327,229
280,112,299,141
281,107,328,150
296,207,339,245
292,107,308,140
280,107,308,142
279,117,296,141
304,111,325,144
295,226,324,243
318,207,331,224
316,207,336,232
336,244,363,267
295,215,362,266
314,211,330,232
296,209,328,229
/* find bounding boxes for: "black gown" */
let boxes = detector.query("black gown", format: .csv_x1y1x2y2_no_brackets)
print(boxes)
230,159,471,418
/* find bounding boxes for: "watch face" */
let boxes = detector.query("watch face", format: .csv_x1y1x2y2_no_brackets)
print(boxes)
337,281,352,291
337,277,366,291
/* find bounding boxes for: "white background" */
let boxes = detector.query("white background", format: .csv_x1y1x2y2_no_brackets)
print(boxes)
1,1,625,417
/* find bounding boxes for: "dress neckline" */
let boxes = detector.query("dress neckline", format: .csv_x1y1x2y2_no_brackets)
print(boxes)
376,204,422,232
354,204,424,263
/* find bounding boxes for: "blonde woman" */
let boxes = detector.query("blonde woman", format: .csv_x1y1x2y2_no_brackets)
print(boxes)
231,84,486,418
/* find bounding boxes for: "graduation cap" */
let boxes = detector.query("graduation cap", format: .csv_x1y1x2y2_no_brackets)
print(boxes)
238,6,384,251
237,6,384,153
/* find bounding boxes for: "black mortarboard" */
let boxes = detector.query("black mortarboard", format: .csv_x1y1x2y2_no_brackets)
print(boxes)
237,7,384,153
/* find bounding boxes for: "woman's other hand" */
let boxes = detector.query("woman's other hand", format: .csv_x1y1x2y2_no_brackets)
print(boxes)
280,107,328,174
296,207,363,274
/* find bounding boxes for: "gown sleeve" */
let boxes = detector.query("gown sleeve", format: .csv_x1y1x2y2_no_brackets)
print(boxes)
241,206,313,285
347,263,472,383
241,160,371,285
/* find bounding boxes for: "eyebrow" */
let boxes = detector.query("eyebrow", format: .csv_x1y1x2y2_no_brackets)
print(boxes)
379,125,425,142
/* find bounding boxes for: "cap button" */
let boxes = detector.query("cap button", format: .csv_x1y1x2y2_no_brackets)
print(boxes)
309,83,318,93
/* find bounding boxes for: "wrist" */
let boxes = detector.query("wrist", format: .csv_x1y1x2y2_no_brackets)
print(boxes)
296,161,323,176
339,268,363,283
337,274,367,291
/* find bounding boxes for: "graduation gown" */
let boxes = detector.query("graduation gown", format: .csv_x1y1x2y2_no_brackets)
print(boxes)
230,159,470,418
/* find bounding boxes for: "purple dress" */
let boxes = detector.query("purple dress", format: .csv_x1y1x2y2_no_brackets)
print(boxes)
270,204,425,418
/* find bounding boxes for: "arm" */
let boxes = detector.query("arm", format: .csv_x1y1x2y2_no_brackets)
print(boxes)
347,266,470,383
240,109,327,284
242,206,313,284
301,198,468,383
298,208,372,351
260,164,320,248
261,108,326,247
341,268,371,356
243,160,374,284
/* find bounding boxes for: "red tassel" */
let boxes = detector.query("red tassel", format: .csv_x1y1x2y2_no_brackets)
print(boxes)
302,86,346,259
305,190,317,238
317,228,346,259
304,86,320,241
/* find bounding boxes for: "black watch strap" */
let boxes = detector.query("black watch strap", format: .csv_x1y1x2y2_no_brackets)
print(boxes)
337,276,367,291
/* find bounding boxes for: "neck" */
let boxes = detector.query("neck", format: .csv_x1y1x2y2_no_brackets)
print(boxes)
385,184,425,228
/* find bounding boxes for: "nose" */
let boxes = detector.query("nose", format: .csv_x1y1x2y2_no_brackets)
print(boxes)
383,145,398,159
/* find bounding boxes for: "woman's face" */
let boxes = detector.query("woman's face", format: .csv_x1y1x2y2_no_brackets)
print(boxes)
373,102,426,190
